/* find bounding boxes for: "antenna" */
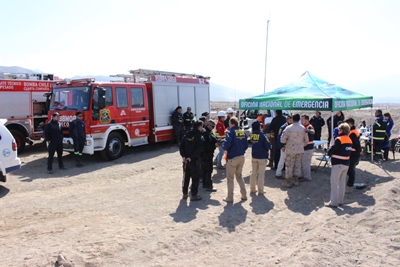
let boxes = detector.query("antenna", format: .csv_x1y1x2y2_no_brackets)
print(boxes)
263,16,271,94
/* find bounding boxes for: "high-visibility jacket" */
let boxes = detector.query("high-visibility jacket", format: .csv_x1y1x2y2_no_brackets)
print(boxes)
372,115,388,141
348,127,361,159
304,124,315,150
215,120,226,139
328,134,353,166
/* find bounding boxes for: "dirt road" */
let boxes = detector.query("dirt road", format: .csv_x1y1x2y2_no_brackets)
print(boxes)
1,141,400,266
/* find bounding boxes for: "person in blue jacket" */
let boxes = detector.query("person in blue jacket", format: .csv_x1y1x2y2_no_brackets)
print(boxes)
249,121,271,194
69,112,86,167
222,117,248,202
384,112,394,138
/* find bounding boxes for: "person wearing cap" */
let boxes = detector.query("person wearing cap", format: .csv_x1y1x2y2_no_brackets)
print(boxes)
215,110,227,169
249,121,271,194
69,111,86,167
201,120,219,191
222,116,249,202
44,112,66,174
183,107,194,133
224,108,234,129
180,120,205,201
201,112,210,123
171,106,184,146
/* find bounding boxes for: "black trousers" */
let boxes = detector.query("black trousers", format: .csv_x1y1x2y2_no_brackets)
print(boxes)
314,128,322,141
182,160,200,196
274,140,281,168
201,153,214,188
73,138,84,153
347,156,360,187
47,142,64,170
173,126,183,145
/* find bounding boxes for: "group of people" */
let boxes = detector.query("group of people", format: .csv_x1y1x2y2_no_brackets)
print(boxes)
178,107,395,209
44,112,86,174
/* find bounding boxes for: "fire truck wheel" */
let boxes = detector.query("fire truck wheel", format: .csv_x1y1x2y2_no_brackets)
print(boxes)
10,130,26,154
101,132,125,160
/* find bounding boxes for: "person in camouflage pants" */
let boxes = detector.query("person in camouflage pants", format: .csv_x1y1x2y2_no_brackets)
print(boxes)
280,114,309,188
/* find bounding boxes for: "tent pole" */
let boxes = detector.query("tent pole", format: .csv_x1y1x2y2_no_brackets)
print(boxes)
371,107,374,162
330,112,334,146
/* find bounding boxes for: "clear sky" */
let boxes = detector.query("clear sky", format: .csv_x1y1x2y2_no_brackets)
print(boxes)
1,0,399,102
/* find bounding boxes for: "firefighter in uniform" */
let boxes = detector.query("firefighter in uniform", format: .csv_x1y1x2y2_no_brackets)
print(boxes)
372,109,388,160
280,114,309,188
249,121,271,194
69,111,86,167
183,106,194,132
326,123,353,208
214,111,227,169
222,117,249,202
180,120,205,201
344,118,361,193
201,120,219,191
44,112,66,174
300,114,315,182
172,106,184,146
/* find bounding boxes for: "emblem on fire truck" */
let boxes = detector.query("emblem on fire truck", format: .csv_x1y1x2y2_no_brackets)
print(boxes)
100,109,111,124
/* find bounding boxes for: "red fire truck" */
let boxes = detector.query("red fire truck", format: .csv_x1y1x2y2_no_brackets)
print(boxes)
0,73,58,152
48,69,210,160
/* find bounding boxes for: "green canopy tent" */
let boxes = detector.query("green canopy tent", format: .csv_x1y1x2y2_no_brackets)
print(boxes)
239,71,373,111
239,71,375,161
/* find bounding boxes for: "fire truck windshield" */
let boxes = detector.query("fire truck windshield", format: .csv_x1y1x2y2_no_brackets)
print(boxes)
50,86,91,111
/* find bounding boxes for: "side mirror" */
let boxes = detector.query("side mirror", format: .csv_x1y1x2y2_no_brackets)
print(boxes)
97,87,106,109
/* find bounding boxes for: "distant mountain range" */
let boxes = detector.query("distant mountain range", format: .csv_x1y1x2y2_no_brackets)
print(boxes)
2,66,398,103
0,66,251,102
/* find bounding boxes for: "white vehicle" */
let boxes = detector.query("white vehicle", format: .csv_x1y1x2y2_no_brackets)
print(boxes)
0,119,21,182
239,109,291,134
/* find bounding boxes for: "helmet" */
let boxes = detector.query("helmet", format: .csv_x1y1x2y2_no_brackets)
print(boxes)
226,108,234,114
218,111,226,117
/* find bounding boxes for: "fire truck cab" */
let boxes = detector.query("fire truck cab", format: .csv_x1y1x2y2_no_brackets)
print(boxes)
0,72,57,152
49,69,210,160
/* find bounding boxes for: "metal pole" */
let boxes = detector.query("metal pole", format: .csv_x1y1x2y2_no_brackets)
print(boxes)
263,19,270,94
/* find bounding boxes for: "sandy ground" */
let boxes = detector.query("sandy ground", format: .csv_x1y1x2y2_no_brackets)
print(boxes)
1,105,400,266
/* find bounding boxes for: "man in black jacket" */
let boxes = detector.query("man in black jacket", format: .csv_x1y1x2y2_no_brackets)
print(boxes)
69,112,86,167
201,120,219,192
44,112,65,174
310,111,325,145
266,110,287,169
183,107,194,132
344,118,361,193
180,120,205,201
172,106,184,146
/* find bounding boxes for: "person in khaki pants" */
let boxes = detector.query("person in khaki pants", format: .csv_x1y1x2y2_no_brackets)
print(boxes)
326,123,353,208
222,117,248,202
249,121,271,194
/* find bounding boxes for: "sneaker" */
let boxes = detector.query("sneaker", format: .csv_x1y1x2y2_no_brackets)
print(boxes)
217,165,225,169
324,202,338,208
241,196,247,201
258,191,266,195
182,194,188,199
47,169,53,174
275,175,283,179
190,195,202,201
250,190,258,194
223,198,233,203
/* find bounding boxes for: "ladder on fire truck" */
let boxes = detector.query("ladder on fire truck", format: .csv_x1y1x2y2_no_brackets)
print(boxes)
110,69,210,83
0,72,55,80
